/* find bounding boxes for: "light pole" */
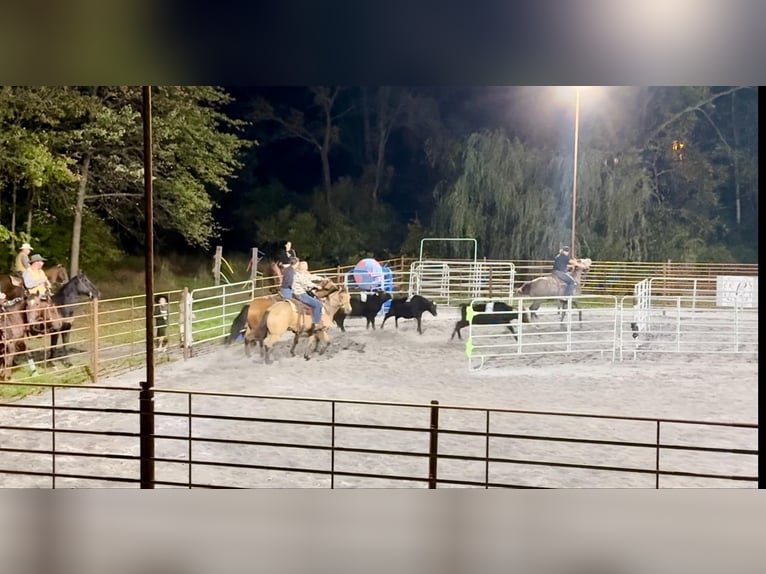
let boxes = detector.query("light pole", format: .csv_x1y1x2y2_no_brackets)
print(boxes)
570,87,581,257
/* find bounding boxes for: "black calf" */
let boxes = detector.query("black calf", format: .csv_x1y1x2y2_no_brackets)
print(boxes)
381,295,437,335
334,290,392,332
451,301,525,341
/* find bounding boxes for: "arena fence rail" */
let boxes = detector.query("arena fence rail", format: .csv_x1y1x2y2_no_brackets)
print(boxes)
0,384,757,488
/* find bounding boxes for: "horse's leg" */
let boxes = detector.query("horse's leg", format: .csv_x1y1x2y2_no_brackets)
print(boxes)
316,331,330,356
243,325,253,357
529,301,540,321
48,331,59,361
14,341,35,373
55,324,74,366
416,316,422,334
263,334,277,364
290,331,301,356
303,333,319,360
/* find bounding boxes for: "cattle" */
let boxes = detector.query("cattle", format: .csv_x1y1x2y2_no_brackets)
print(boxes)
334,290,393,332
451,300,528,341
381,295,437,335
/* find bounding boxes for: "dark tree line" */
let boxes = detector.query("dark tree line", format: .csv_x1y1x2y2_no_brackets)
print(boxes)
1,86,757,277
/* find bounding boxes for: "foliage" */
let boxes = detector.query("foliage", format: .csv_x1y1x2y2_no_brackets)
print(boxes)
0,86,252,275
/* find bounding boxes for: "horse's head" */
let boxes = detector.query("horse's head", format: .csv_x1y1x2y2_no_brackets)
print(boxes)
334,286,352,314
24,294,50,334
71,272,101,299
578,258,593,271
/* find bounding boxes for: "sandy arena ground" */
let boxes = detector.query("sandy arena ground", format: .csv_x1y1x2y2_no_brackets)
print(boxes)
0,306,758,488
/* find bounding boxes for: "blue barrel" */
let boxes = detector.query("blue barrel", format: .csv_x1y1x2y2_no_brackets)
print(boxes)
381,264,394,314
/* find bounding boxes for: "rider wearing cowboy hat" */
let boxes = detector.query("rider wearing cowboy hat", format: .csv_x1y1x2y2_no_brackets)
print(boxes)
552,246,587,296
14,242,33,274
22,253,52,297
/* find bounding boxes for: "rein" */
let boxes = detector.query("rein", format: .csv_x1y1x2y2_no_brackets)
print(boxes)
2,296,24,308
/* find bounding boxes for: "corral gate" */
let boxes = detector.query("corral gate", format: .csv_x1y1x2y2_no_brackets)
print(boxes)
409,260,516,304
633,278,651,333
410,237,515,304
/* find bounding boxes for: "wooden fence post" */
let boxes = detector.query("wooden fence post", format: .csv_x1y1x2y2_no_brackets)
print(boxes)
213,246,223,286
180,287,191,360
90,298,99,384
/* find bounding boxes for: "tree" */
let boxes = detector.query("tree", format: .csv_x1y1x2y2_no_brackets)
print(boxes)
250,87,345,209
0,86,78,261
48,86,250,275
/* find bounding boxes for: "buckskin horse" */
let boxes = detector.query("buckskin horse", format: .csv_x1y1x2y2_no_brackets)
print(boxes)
242,279,339,358
515,258,593,323
256,285,352,364
25,272,101,364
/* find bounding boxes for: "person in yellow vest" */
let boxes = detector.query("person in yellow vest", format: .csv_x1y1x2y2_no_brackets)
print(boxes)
14,242,33,275
22,253,52,297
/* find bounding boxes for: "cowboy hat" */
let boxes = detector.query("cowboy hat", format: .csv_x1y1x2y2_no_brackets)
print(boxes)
29,254,46,263
20,242,33,251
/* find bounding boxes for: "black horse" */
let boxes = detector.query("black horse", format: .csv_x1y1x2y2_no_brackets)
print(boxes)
26,272,100,362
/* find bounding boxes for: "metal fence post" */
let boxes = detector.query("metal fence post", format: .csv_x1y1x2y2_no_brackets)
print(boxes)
428,400,439,489
250,247,259,282
655,421,661,489
139,380,155,488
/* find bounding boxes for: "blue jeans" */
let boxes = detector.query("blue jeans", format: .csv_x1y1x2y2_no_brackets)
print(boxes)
279,287,292,299
298,293,323,324
553,270,577,296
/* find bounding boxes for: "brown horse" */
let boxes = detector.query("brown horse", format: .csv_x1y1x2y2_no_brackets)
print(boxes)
46,264,69,292
0,274,25,300
0,285,35,380
0,265,68,299
515,258,593,322
258,286,352,364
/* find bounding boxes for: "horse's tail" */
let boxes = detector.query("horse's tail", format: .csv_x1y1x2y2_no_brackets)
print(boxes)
226,304,249,345
515,280,532,296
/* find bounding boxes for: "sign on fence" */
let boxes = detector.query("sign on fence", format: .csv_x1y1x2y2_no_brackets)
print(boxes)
716,276,758,308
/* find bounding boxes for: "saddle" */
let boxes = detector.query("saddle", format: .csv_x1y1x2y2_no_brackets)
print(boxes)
283,297,326,331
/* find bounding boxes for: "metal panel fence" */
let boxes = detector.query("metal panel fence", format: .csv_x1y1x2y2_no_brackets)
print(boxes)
408,260,516,305
462,294,758,371
0,384,757,488
0,259,757,389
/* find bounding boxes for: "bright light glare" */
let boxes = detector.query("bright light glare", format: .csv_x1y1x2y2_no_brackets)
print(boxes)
553,86,604,106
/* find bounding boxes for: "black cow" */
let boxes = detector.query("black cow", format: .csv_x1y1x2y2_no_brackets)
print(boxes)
451,301,528,341
334,290,393,332
381,295,437,335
